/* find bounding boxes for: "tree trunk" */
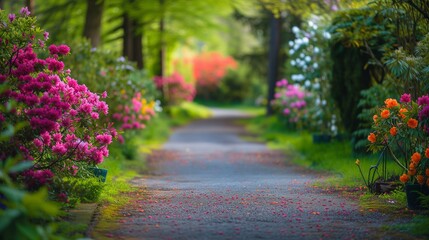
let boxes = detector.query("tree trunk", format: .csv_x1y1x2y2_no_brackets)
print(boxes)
83,0,104,47
266,14,281,116
122,14,144,69
157,0,165,77
131,24,143,69
25,0,34,15
123,13,133,59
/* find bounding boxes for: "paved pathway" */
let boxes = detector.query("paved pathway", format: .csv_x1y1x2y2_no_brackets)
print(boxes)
92,109,413,240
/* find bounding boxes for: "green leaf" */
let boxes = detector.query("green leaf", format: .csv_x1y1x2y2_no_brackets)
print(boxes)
22,188,59,218
0,209,20,232
0,186,25,202
9,161,33,174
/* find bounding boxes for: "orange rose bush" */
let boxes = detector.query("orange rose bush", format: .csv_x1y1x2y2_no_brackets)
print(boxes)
367,94,429,186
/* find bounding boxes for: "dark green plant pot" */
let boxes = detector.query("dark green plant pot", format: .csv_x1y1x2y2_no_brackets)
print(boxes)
312,134,331,144
405,184,429,210
89,168,108,183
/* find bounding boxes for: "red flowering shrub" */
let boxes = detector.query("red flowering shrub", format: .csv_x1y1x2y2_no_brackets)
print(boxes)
154,72,195,105
0,8,113,189
192,52,237,94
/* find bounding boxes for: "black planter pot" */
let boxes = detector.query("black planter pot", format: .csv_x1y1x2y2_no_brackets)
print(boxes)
405,184,429,210
89,167,108,182
312,134,332,144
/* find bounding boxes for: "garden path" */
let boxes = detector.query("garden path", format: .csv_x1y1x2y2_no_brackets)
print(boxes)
92,109,414,240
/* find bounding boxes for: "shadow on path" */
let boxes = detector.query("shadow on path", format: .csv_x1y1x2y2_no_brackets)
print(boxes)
92,109,414,240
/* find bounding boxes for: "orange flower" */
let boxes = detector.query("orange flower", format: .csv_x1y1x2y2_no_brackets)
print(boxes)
407,118,418,128
367,133,376,143
381,109,390,119
399,108,408,119
411,152,421,164
408,169,417,176
373,115,378,123
425,148,429,158
389,127,397,136
409,162,416,170
426,168,429,177
400,174,409,183
384,98,399,108
417,175,425,185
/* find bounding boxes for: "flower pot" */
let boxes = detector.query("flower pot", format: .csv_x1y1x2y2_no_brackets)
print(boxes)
89,167,108,183
405,184,429,210
312,134,331,144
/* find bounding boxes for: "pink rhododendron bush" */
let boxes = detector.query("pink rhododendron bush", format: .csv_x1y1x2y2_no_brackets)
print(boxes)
154,72,196,105
61,41,160,143
271,79,310,129
0,9,114,191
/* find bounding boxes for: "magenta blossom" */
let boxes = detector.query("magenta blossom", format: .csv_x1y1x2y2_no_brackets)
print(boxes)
400,93,411,103
417,95,429,106
8,14,15,22
20,7,30,16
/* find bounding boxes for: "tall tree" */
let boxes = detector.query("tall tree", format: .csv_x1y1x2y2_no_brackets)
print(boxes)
123,12,144,69
83,0,104,47
266,13,281,115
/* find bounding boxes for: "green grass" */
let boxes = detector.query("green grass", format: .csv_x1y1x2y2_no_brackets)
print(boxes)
243,114,403,187
166,101,212,126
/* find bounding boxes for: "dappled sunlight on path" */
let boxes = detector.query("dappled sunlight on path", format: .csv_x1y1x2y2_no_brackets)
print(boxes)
92,109,414,240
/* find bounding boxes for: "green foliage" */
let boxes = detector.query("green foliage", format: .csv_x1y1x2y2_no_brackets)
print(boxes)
0,134,60,240
166,102,212,126
243,114,403,187
330,41,372,133
51,177,104,207
354,84,393,153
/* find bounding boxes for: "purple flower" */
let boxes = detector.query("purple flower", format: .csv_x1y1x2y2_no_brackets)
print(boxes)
43,32,49,41
283,108,291,115
417,95,429,106
57,45,70,55
20,7,31,16
52,143,67,155
8,14,15,22
419,105,429,120
96,134,112,145
400,93,411,103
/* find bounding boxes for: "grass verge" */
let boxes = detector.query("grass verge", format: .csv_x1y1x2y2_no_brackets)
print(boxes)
243,114,429,236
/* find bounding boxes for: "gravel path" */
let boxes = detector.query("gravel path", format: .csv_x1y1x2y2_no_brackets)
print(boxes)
92,109,414,240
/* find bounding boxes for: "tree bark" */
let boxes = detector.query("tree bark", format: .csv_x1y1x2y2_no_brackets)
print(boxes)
132,25,143,69
157,0,165,77
266,14,281,116
122,13,144,69
26,0,35,15
83,0,104,47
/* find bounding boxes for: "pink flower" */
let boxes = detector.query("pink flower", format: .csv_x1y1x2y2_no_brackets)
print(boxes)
41,131,51,146
33,138,43,152
400,93,411,103
20,7,31,16
90,112,99,119
417,95,429,106
283,108,291,115
96,134,112,145
52,143,67,155
8,14,15,22
57,45,70,55
101,91,107,98
43,32,49,40
48,45,59,55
